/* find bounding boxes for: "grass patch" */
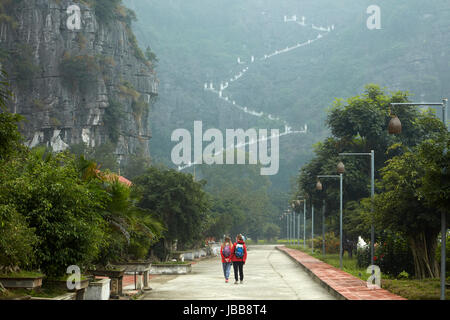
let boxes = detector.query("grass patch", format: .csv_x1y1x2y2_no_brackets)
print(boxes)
47,274,89,281
382,279,450,300
246,239,285,245
0,271,44,278
286,244,371,280
0,285,69,300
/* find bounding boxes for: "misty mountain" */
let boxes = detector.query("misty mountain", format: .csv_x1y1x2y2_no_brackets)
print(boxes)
125,0,449,193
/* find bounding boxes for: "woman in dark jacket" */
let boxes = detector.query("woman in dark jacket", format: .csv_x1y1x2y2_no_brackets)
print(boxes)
231,234,247,284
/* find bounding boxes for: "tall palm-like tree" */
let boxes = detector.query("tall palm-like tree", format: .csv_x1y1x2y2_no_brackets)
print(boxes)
76,156,164,262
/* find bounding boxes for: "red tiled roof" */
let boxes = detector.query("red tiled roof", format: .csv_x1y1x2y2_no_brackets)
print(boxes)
117,175,132,187
95,170,132,187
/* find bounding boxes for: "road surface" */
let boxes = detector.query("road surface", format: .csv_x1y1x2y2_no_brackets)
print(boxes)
142,245,335,300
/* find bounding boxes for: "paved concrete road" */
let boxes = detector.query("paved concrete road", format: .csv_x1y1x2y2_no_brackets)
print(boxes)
142,245,335,300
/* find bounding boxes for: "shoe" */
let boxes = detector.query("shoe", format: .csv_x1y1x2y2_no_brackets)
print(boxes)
234,280,238,284
240,280,243,284
225,279,228,283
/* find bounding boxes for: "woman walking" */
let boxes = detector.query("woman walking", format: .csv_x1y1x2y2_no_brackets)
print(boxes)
231,234,247,284
220,236,233,283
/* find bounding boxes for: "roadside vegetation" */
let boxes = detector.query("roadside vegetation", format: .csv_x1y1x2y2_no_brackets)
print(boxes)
285,243,450,300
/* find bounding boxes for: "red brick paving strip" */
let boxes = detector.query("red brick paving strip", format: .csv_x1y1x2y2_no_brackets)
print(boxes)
276,246,406,300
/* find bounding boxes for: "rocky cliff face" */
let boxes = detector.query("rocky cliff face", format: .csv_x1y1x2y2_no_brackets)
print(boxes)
0,0,158,162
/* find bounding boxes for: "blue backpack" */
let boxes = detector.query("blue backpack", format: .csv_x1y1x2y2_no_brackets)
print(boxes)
235,243,244,258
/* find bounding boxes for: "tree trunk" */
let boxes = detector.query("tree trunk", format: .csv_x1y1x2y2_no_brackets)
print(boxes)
408,231,440,279
163,238,173,262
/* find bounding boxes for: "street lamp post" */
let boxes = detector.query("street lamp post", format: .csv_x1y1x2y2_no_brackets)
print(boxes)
303,199,307,248
339,150,375,267
293,207,296,246
390,99,448,300
322,199,326,257
297,204,300,246
286,210,289,244
288,209,291,245
294,199,303,246
311,203,314,254
316,181,327,257
317,171,344,269
291,202,296,246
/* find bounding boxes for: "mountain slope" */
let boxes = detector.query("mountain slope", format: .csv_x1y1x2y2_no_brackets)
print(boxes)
126,0,450,192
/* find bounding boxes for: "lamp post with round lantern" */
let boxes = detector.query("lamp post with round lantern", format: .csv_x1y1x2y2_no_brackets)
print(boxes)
292,199,304,246
390,99,447,300
317,161,345,269
315,180,326,257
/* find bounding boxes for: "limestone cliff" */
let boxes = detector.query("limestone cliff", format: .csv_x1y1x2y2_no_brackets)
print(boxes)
0,0,158,162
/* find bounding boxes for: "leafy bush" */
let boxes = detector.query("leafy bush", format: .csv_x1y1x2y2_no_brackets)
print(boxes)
0,151,109,278
121,146,151,181
0,108,23,160
87,0,122,24
324,232,340,254
7,44,39,90
135,166,211,251
304,232,340,254
263,223,280,241
356,245,370,269
103,98,124,144
0,204,38,272
118,81,140,101
436,232,450,278
357,232,415,278
60,53,100,94
95,177,164,264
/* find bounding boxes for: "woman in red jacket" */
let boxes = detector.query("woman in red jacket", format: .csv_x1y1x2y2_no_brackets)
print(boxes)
220,236,233,282
231,234,247,284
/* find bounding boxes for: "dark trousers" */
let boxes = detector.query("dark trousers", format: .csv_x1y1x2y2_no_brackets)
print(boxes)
232,261,244,281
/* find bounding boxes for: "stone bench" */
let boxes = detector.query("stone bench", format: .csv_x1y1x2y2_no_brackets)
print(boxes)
87,269,125,299
150,264,192,275
85,278,110,300
111,262,152,291
184,252,195,261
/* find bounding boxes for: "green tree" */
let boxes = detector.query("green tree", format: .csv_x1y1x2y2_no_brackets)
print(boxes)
417,134,450,216
0,69,12,109
371,146,440,278
121,145,152,181
60,53,100,94
297,85,445,251
0,69,23,161
135,166,211,258
263,223,281,242
0,67,37,275
97,177,164,264
197,154,275,241
103,99,124,144
0,204,38,273
145,46,158,64
87,0,122,23
0,150,109,278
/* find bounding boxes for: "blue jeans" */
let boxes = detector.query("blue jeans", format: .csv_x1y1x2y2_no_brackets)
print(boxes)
222,262,232,279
